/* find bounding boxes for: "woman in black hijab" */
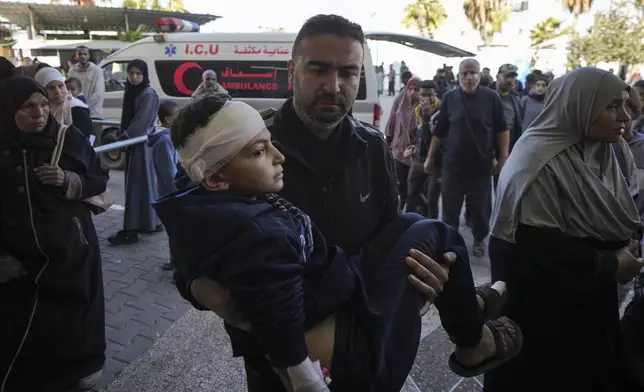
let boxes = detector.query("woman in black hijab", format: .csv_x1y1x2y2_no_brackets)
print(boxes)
0,77,109,392
109,59,160,245
0,56,15,82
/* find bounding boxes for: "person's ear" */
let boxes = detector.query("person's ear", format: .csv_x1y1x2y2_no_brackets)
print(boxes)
287,59,295,84
203,172,230,191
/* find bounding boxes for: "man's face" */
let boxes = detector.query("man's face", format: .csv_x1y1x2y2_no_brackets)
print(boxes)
534,80,548,95
482,68,490,77
419,87,437,105
497,73,517,92
288,34,363,134
458,61,481,93
76,48,90,65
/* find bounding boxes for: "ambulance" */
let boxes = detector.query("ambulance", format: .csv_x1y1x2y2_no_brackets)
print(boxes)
97,18,472,168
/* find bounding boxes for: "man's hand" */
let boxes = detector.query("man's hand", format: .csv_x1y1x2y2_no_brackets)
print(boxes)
190,277,251,331
403,146,416,160
423,156,435,174
495,155,508,174
0,254,27,283
34,165,66,187
405,249,456,302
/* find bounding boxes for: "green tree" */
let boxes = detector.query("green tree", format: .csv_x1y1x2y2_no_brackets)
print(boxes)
567,2,644,69
463,0,509,46
529,18,572,68
50,0,112,5
123,0,185,11
402,0,447,38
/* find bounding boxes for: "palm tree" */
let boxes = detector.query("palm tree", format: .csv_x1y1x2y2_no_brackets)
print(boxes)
463,0,509,47
402,0,447,38
117,24,147,42
529,17,572,67
561,0,593,29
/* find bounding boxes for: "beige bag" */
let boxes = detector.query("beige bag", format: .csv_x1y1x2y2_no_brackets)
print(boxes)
51,125,113,215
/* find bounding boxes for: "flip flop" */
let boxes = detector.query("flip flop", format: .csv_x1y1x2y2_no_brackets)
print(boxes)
476,281,507,320
448,317,524,378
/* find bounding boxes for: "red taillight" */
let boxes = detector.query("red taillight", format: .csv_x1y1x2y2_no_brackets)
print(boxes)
373,103,382,127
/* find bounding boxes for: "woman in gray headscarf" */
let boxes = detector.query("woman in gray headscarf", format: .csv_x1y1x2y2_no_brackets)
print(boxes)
484,67,643,391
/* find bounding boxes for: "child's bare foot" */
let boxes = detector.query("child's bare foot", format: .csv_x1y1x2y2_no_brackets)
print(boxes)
449,317,523,377
454,324,497,367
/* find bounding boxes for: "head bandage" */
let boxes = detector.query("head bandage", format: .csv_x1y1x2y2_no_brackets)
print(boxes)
178,101,267,182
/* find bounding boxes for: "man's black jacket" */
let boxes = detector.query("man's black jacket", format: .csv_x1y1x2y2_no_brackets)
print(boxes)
268,99,399,255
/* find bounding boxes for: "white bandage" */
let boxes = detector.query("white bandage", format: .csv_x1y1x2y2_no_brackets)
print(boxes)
178,101,266,182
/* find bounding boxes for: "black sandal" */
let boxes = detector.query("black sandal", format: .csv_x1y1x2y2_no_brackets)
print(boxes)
476,282,507,320
448,316,524,378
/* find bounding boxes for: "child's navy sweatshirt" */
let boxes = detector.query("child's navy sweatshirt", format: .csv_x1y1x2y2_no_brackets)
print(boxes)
153,186,356,367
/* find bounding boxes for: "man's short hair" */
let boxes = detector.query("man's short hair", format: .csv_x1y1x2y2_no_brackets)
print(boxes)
420,80,438,91
75,45,89,51
525,73,537,84
171,95,228,149
292,14,364,58
158,100,179,123
634,80,644,89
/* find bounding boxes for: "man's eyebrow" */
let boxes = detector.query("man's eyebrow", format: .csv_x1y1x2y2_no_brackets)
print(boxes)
306,61,360,71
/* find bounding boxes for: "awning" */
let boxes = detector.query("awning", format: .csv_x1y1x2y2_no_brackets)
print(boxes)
0,2,220,32
365,32,474,58
13,39,128,51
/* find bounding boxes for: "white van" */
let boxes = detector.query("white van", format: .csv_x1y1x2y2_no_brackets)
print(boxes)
97,27,472,167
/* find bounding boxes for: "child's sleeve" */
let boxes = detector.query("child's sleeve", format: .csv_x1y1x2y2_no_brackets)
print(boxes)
152,138,178,197
221,218,309,369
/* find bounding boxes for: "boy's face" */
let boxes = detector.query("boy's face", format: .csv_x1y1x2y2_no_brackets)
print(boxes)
66,82,80,97
165,107,179,127
209,129,285,194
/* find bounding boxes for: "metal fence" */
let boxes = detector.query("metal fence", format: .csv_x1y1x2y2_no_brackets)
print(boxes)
92,119,147,154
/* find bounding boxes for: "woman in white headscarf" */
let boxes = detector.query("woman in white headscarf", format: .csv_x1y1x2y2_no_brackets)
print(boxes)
34,66,93,139
191,69,229,100
484,67,643,391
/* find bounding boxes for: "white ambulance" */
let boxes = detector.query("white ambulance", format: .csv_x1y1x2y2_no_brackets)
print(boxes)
97,18,472,167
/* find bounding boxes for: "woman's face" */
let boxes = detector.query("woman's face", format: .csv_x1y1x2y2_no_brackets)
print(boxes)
406,85,420,104
45,80,67,106
587,90,630,143
127,66,144,86
14,92,50,133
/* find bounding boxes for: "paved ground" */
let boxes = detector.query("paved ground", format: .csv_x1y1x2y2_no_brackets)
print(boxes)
90,95,489,391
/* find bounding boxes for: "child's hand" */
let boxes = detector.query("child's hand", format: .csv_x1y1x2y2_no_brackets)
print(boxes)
190,277,251,331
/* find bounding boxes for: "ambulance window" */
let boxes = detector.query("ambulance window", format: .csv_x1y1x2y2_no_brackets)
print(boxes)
155,60,367,100
102,61,130,92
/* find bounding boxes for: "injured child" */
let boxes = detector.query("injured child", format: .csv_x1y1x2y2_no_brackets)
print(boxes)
153,96,523,392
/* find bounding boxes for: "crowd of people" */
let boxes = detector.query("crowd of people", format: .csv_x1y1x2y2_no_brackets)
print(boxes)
1,11,644,392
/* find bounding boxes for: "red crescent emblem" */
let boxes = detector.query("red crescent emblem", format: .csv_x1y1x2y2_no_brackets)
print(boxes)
173,62,203,96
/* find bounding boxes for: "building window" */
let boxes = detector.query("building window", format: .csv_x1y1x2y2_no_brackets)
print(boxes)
509,0,529,12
